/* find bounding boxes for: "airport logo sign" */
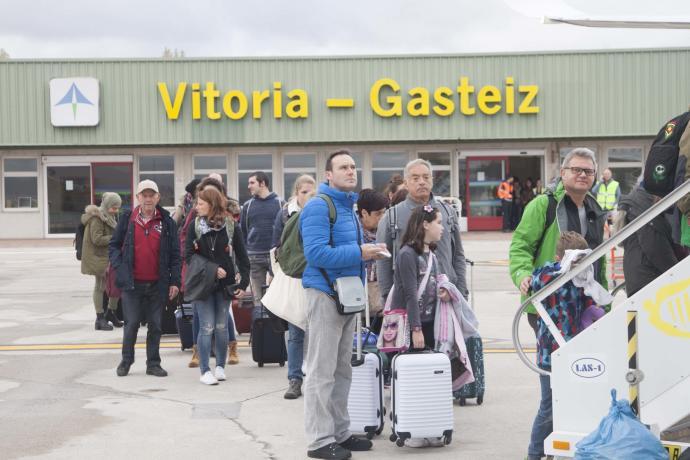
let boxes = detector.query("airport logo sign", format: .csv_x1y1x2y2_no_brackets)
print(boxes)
50,77,100,127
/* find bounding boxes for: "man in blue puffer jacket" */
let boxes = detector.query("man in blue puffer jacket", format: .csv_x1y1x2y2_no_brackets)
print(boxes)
300,150,387,460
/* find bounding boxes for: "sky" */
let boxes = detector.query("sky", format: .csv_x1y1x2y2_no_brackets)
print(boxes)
1,0,689,58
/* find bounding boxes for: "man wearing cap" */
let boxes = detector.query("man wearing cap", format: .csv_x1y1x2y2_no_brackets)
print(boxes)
109,179,181,377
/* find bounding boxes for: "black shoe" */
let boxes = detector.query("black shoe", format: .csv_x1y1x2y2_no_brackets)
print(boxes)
116,361,131,377
339,435,373,451
95,314,113,331
307,443,351,459
146,365,168,377
106,309,123,328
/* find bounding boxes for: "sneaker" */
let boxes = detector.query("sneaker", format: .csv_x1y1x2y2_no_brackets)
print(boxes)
200,371,219,385
427,437,445,447
307,442,351,459
215,366,226,381
284,379,302,399
116,361,131,377
338,435,372,451
146,365,168,377
404,438,428,448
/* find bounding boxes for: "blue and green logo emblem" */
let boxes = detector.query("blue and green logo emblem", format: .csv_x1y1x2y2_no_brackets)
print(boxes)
54,83,94,120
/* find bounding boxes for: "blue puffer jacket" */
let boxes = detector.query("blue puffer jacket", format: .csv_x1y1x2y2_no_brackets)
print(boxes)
300,183,364,295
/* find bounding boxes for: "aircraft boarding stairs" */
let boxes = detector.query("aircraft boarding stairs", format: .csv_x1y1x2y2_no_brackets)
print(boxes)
513,180,690,459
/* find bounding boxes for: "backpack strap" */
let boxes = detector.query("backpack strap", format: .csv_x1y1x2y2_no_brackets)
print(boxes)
314,194,342,287
533,192,557,262
388,205,399,270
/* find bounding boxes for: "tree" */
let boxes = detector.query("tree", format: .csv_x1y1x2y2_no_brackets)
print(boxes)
162,47,185,58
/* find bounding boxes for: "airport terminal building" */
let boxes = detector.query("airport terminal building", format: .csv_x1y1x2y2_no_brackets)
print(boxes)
1,47,689,238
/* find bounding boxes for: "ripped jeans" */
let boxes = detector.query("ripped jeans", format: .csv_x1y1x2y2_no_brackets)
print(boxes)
194,290,229,374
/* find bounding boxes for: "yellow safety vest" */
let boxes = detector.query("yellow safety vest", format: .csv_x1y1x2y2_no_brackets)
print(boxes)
596,180,619,210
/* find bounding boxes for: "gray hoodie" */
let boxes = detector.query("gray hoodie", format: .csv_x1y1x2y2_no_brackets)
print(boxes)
376,194,468,301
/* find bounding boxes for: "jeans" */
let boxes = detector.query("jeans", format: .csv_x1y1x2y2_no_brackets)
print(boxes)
194,290,229,374
287,322,305,381
528,374,553,458
192,303,236,345
249,253,271,314
303,288,355,451
121,282,162,368
93,274,119,314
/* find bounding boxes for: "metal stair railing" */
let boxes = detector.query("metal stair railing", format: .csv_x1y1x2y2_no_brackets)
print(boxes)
512,179,690,376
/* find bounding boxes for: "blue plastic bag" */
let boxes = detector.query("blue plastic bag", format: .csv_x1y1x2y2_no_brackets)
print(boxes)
574,389,667,460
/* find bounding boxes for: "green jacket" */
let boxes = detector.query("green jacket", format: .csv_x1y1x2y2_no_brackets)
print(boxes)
509,182,608,314
80,205,117,276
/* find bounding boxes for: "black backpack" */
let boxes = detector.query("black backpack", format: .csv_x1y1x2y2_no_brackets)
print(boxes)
643,111,690,197
74,223,86,261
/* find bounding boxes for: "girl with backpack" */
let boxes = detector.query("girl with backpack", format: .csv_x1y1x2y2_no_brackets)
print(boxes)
184,187,250,385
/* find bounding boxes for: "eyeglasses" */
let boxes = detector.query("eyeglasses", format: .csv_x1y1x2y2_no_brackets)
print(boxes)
383,322,398,329
564,167,596,177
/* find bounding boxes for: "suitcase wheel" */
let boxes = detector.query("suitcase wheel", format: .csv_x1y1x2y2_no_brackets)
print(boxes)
477,395,484,405
389,434,397,442
375,426,383,436
395,438,405,447
258,362,264,368
458,397,467,406
444,434,452,445
279,362,285,367
366,432,374,440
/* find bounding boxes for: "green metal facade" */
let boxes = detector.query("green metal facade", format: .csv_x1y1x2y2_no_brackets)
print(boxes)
1,48,689,147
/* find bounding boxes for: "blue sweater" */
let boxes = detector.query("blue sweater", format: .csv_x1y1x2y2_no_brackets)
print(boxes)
300,183,364,295
240,192,283,255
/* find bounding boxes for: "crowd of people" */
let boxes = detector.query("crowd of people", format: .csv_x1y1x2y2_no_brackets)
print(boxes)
76,144,683,460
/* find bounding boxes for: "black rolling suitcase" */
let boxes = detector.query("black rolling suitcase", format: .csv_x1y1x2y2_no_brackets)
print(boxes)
454,336,485,405
251,307,287,367
161,297,178,335
175,303,194,350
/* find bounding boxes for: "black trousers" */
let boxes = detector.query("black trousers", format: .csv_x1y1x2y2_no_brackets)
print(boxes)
502,200,513,231
121,281,163,367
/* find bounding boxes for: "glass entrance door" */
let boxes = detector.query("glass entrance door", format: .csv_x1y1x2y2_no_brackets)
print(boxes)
91,163,134,211
46,165,92,235
466,157,508,231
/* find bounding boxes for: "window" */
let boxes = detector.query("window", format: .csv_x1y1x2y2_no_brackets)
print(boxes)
194,155,228,185
3,158,38,209
139,155,174,207
457,158,467,216
419,152,451,197
372,152,408,193
283,153,316,199
238,154,273,204
607,147,644,195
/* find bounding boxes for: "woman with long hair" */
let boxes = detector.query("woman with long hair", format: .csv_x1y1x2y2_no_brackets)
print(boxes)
185,187,250,385
272,174,316,399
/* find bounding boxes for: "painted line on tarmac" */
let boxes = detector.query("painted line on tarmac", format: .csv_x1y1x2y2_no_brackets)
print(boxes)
0,343,535,353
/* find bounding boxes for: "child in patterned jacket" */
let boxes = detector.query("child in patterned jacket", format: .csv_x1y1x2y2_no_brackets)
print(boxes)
526,231,612,460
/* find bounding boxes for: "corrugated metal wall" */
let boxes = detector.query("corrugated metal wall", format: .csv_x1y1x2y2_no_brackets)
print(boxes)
1,49,689,147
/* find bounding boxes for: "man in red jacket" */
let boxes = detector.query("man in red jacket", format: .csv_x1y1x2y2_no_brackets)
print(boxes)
109,180,181,378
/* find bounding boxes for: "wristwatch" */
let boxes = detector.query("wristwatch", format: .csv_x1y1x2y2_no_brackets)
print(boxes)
412,326,422,332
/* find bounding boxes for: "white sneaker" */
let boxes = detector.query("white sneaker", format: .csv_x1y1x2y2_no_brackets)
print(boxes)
215,366,226,381
404,438,428,448
200,371,218,385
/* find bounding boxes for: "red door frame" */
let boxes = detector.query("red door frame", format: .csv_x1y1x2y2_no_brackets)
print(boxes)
466,156,510,231
90,162,134,210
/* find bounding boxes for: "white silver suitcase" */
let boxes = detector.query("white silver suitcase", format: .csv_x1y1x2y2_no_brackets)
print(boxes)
390,351,454,446
347,314,385,439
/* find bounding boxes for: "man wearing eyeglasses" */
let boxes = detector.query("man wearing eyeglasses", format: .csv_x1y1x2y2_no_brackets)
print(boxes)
509,148,608,331
508,148,608,460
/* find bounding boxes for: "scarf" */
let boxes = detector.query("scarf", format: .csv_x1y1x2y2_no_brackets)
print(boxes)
556,249,613,306
198,216,226,236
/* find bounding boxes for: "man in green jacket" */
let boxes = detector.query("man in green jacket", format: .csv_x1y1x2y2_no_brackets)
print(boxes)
509,148,608,334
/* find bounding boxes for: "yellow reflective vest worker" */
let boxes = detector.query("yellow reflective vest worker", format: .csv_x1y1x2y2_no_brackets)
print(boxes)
595,179,620,210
